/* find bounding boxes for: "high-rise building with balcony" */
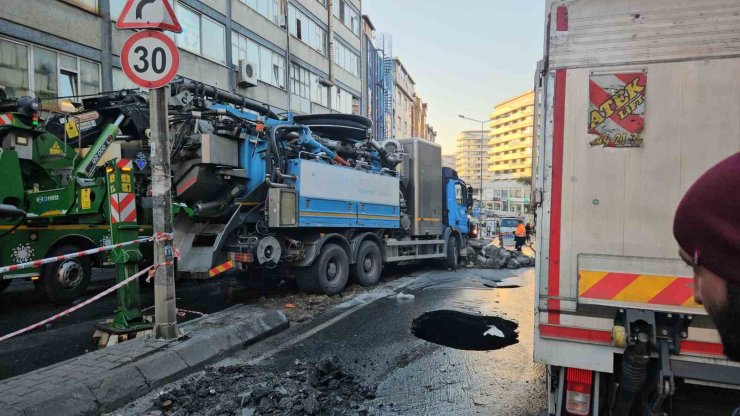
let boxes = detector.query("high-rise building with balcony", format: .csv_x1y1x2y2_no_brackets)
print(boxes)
455,130,492,191
488,91,535,181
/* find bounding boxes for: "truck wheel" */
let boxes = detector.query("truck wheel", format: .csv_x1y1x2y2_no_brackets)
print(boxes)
296,244,349,296
444,237,459,270
351,241,382,287
38,245,92,305
0,279,10,294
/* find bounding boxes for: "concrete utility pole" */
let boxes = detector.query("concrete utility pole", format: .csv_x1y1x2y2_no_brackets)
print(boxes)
150,87,178,339
459,114,494,214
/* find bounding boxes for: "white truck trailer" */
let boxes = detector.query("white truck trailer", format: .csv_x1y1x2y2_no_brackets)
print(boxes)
533,1,740,415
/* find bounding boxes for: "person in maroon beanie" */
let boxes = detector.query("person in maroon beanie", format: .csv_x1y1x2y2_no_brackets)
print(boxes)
673,151,740,362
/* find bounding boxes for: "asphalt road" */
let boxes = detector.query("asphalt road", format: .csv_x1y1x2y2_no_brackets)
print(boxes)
0,268,273,381
116,266,548,415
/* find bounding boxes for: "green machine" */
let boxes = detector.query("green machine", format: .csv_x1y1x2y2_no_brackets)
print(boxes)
0,93,150,339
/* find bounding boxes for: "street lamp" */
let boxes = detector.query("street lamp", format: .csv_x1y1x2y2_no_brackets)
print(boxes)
458,114,494,216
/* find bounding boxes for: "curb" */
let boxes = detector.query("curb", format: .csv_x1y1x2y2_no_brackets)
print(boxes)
1,306,288,415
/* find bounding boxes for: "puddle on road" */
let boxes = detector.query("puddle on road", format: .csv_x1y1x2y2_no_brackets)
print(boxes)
411,310,519,351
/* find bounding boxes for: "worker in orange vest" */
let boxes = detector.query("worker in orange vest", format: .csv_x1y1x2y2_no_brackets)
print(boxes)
514,220,527,252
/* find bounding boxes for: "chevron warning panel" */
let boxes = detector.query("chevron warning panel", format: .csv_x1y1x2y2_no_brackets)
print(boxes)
579,270,699,308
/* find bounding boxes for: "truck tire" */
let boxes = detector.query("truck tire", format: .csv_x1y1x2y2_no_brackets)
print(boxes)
296,243,349,296
351,241,382,287
444,237,459,270
38,245,92,305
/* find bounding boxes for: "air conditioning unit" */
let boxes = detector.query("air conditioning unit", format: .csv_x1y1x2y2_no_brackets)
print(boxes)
237,59,258,88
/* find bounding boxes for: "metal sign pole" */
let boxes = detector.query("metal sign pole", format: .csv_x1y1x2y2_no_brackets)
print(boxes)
150,86,178,339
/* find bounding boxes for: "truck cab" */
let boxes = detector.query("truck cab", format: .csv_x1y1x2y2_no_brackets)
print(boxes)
442,167,472,235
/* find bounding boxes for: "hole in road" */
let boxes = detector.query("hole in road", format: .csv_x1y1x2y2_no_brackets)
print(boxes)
411,310,519,351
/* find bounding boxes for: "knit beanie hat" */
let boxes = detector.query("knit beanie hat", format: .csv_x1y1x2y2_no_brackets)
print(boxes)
673,152,740,284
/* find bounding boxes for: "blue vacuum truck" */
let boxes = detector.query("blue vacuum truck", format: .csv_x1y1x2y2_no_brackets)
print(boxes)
166,81,475,295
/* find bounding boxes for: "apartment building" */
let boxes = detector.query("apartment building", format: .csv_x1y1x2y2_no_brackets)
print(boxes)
392,57,414,138
487,90,535,181
441,154,456,170
0,0,362,116
424,124,436,142
455,130,493,189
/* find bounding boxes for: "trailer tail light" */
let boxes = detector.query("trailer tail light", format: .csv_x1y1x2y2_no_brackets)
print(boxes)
565,368,593,415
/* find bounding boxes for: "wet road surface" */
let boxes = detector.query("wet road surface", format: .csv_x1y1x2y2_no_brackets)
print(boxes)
116,266,548,416
0,269,289,380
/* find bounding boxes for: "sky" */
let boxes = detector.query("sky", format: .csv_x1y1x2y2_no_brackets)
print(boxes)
362,1,545,154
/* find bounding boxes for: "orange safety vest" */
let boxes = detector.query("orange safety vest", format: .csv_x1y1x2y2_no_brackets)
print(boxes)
515,224,527,237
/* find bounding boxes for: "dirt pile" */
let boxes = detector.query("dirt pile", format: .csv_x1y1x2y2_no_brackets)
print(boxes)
153,356,377,416
467,239,535,269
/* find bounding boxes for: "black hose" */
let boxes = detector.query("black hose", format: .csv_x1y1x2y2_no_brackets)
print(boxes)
267,125,304,184
173,79,279,119
613,341,650,416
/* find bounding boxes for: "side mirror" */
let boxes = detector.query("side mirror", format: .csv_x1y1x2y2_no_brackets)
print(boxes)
466,185,474,209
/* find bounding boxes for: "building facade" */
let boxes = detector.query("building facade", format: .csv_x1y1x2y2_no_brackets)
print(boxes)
0,0,363,116
488,90,535,181
392,57,414,138
411,97,424,137
455,130,492,193
441,154,456,170
483,180,530,217
424,124,436,142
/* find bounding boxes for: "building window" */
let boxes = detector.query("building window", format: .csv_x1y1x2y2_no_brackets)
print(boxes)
241,0,281,25
289,6,328,55
334,87,357,114
311,73,329,107
332,0,360,36
290,63,311,113
202,16,226,63
33,47,58,103
110,0,125,20
332,40,359,77
112,68,139,90
0,39,100,108
232,32,285,89
175,5,226,64
0,39,30,97
175,6,201,55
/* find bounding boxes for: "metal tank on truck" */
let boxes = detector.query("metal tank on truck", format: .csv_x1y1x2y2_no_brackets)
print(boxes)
161,80,476,295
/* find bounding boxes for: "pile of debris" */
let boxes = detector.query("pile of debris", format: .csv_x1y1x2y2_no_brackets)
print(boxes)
153,356,376,416
466,239,535,269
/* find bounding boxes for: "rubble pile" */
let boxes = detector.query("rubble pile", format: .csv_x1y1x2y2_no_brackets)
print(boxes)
466,239,535,269
154,356,377,416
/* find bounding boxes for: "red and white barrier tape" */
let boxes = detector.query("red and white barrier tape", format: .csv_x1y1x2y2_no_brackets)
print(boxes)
0,264,159,342
177,308,206,317
0,232,172,274
141,305,206,317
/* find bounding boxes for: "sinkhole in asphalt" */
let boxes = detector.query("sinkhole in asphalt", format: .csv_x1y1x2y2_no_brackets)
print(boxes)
411,310,519,351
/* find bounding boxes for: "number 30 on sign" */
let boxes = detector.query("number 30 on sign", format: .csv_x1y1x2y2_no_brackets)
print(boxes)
121,30,179,89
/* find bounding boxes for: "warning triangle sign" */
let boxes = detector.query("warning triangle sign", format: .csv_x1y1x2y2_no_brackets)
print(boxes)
116,0,182,33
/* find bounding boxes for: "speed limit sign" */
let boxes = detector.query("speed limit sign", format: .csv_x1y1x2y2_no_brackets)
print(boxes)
121,30,179,89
